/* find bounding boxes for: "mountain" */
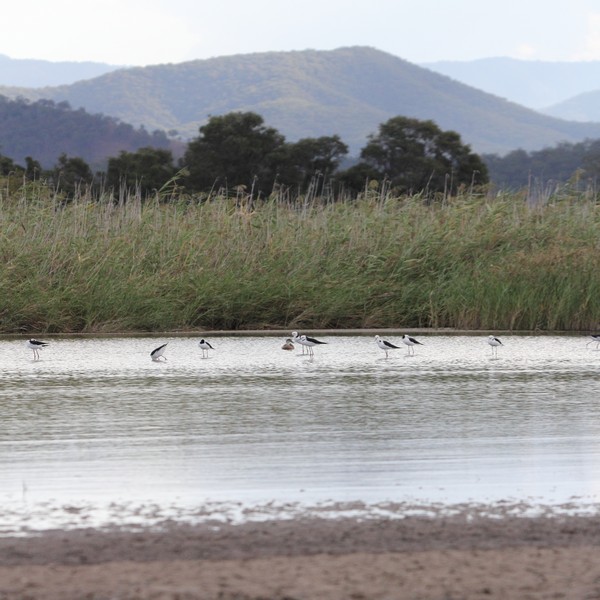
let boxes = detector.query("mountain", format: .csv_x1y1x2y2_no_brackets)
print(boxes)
0,54,122,87
3,47,600,156
0,96,176,168
542,90,600,122
421,57,600,110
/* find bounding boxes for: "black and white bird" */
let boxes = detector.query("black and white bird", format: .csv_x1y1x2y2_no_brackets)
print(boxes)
291,331,306,354
375,335,400,358
587,334,600,349
487,335,503,356
150,343,168,361
27,338,48,360
299,334,327,356
198,338,214,358
401,334,423,355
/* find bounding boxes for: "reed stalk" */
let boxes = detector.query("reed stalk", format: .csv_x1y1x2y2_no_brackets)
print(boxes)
1,182,599,333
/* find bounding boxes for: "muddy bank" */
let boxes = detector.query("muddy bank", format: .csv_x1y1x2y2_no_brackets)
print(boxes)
2,510,600,599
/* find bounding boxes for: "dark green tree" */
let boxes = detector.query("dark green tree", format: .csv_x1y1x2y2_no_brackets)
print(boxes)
0,154,23,176
483,140,600,189
181,112,285,194
275,135,348,190
106,147,177,196
24,156,42,181
52,153,94,198
341,116,488,195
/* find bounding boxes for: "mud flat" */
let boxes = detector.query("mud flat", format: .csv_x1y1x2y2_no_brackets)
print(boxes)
1,501,600,599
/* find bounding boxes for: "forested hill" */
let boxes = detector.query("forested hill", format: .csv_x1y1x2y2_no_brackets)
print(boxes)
0,96,175,168
0,54,121,87
3,47,600,155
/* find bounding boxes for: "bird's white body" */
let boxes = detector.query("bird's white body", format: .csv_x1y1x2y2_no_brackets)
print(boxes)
401,334,422,355
151,343,168,361
375,335,400,358
487,335,503,356
291,331,305,354
198,338,214,358
299,334,326,356
27,339,48,360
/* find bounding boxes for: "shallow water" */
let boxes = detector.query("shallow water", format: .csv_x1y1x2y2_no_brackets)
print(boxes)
2,333,600,532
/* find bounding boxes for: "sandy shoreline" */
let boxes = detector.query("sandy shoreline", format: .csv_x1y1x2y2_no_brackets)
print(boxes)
2,509,600,599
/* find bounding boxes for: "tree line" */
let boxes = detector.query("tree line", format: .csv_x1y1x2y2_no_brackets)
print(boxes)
483,139,600,190
0,95,172,168
0,111,489,199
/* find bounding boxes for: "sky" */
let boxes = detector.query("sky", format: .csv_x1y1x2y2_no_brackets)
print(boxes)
2,0,600,66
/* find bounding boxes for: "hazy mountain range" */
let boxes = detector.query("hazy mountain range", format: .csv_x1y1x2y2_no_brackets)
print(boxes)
0,53,121,87
3,47,600,167
422,57,600,120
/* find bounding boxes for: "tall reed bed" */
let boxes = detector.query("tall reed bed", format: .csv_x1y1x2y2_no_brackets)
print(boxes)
0,183,599,333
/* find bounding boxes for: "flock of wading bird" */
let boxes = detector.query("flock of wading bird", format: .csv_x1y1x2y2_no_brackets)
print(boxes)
23,333,600,361
24,338,216,361
283,332,504,357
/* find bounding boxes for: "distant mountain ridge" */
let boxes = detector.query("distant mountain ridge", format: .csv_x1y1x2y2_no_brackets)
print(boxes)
0,54,122,87
3,47,600,158
421,57,600,110
543,90,600,122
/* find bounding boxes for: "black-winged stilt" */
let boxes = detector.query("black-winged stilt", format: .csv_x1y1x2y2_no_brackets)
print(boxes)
291,331,305,354
375,335,400,358
487,335,503,356
402,334,423,355
587,334,600,349
299,334,326,356
27,339,48,360
151,343,168,361
198,339,214,358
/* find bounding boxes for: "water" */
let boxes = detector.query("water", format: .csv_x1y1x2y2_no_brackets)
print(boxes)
2,333,600,532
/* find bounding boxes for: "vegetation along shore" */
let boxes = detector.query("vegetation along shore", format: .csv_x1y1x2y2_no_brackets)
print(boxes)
0,179,598,334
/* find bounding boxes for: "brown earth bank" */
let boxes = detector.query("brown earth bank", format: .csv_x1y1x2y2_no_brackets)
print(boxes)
2,513,600,599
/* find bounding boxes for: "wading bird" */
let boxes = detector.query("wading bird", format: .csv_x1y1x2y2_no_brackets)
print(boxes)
198,339,214,358
375,335,400,358
151,343,168,361
282,338,295,351
291,331,306,354
402,334,423,355
299,334,327,356
487,335,503,356
27,339,48,360
586,334,600,349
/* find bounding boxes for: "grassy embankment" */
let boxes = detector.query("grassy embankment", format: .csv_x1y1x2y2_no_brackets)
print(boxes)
0,182,599,333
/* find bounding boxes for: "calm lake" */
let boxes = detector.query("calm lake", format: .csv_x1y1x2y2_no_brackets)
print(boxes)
2,333,600,532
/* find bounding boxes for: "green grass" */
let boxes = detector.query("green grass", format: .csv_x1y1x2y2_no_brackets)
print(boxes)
1,181,599,333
